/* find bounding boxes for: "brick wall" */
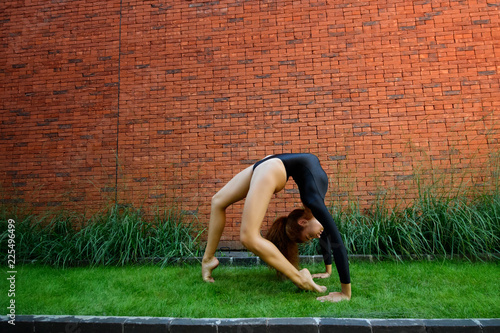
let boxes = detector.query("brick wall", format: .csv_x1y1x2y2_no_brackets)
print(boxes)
1,0,499,248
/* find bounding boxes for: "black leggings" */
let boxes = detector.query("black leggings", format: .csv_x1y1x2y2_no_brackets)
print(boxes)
254,153,350,284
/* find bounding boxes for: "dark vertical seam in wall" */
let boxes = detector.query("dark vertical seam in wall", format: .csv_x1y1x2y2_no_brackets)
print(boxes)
115,0,123,205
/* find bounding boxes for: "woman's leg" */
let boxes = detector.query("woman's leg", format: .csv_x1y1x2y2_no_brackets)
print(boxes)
239,163,327,292
202,166,254,282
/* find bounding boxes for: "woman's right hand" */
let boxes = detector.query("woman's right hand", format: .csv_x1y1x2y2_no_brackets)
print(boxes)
297,268,327,293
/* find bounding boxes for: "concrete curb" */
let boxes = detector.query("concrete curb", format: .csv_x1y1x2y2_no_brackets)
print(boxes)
2,315,499,333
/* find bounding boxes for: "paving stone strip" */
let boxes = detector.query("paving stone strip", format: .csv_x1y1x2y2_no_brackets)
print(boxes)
21,253,497,266
1,315,499,333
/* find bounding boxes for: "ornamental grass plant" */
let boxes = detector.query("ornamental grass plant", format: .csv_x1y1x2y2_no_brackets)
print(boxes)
299,189,499,260
0,205,204,267
300,158,500,259
1,188,499,265
1,163,499,264
338,190,499,259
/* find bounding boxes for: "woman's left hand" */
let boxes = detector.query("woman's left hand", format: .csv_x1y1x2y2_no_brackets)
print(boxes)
312,264,332,279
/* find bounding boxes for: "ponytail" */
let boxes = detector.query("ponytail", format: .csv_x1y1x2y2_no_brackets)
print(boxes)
265,208,312,270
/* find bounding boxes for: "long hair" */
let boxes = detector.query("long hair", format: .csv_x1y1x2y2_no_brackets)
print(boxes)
265,208,313,270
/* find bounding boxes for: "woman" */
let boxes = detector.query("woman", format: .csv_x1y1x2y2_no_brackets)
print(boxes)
201,153,351,302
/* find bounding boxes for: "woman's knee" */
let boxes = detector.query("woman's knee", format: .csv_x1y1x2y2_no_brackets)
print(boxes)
211,192,229,211
240,229,260,251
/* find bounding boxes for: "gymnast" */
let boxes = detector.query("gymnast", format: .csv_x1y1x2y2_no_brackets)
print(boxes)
201,153,351,302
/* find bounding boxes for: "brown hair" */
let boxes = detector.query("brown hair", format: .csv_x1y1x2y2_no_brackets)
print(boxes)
265,208,313,270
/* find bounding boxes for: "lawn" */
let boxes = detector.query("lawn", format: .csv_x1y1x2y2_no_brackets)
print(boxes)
3,260,499,319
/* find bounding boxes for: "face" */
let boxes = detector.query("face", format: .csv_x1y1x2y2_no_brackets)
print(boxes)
299,217,324,242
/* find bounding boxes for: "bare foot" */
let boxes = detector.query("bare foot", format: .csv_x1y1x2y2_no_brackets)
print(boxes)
297,268,327,293
316,291,350,302
202,257,219,283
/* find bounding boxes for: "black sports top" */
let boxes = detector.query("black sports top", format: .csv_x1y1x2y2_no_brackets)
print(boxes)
253,153,350,284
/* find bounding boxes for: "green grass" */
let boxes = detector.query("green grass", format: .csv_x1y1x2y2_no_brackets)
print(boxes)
3,261,499,318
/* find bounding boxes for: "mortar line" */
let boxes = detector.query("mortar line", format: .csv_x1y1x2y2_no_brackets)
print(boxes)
115,0,123,206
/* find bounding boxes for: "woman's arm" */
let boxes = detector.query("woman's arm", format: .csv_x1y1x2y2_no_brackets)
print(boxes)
312,232,333,278
304,198,352,302
306,201,351,285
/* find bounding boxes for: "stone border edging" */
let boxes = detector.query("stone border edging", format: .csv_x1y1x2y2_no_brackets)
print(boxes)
2,315,499,333
20,252,498,267
174,253,498,266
